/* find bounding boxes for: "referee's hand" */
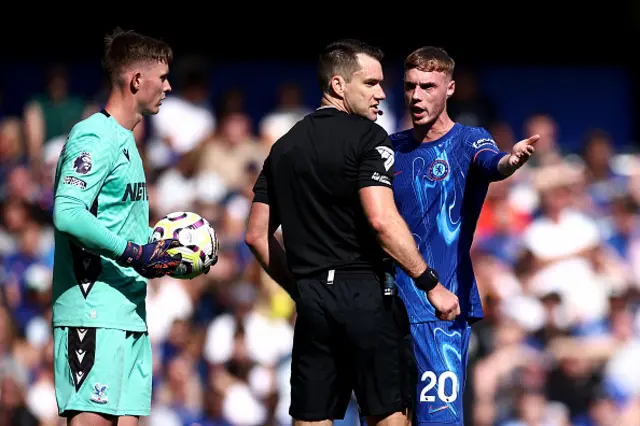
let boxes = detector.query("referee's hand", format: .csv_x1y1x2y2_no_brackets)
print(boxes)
426,283,460,321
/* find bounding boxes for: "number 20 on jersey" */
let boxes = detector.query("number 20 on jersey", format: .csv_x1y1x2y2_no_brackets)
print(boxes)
419,371,458,403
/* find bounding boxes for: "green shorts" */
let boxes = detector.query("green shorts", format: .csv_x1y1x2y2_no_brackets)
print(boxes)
53,326,152,417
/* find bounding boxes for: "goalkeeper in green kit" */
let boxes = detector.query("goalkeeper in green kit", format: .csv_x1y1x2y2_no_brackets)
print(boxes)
51,28,182,426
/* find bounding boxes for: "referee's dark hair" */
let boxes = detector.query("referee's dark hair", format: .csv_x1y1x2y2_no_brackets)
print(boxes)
317,39,384,93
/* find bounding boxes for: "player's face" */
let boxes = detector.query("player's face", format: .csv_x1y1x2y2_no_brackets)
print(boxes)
343,54,386,121
404,68,454,127
137,61,172,115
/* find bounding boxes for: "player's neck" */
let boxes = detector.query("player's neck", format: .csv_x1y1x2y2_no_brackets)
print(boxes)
104,90,143,132
414,113,455,143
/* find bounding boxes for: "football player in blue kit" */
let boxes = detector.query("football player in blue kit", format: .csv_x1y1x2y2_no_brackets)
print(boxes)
387,46,539,425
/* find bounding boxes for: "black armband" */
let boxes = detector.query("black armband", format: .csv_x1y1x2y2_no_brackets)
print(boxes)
415,267,439,292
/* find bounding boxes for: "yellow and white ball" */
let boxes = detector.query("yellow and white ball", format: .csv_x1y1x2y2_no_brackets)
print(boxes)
150,211,219,279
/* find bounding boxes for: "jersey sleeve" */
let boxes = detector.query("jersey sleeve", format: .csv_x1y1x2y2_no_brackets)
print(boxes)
469,128,509,182
252,155,270,204
55,131,118,209
357,123,395,189
53,196,128,259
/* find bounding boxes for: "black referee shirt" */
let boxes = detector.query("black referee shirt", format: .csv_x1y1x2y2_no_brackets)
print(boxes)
252,107,396,278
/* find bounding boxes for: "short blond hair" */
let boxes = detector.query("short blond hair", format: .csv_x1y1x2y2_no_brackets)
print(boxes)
404,46,455,78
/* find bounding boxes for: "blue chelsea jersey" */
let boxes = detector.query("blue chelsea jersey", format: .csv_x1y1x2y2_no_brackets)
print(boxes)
390,123,507,323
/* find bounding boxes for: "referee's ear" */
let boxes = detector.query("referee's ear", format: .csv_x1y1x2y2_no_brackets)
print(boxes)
329,75,346,98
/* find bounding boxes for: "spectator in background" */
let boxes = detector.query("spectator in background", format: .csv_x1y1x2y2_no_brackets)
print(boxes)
0,306,38,426
603,194,640,271
520,161,609,325
0,85,5,122
153,148,226,219
259,82,311,149
2,219,52,335
23,64,87,176
582,129,628,215
447,67,499,129
0,361,38,426
0,117,27,201
574,386,619,426
522,113,564,168
197,112,266,193
147,55,216,170
502,388,571,426
216,88,246,120
475,179,531,264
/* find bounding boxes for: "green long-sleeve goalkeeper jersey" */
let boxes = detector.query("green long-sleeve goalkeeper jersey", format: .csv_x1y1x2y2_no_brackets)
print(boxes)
52,110,150,332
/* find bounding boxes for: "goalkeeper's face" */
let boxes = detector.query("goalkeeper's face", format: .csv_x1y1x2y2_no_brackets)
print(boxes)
137,61,172,115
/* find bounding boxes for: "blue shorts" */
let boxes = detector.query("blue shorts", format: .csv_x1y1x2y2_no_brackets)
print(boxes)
412,318,472,425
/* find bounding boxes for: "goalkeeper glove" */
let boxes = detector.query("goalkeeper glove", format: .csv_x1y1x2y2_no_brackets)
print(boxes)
117,239,183,279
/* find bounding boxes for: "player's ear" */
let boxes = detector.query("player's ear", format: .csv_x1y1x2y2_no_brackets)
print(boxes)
130,71,142,94
446,78,455,99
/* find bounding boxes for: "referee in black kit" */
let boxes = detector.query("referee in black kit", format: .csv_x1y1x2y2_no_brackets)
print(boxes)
245,39,459,426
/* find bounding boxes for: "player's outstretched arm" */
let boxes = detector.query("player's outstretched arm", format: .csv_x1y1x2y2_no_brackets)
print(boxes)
497,134,540,177
472,132,539,181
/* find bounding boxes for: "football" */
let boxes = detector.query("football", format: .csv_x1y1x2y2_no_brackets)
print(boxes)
149,211,219,279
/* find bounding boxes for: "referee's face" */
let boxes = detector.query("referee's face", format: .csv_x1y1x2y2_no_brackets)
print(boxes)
343,54,386,121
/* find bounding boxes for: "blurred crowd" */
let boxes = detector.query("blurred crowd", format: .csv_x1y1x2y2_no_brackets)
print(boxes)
1,57,640,426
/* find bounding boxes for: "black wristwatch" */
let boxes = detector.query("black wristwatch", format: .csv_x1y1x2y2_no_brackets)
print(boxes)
415,267,439,292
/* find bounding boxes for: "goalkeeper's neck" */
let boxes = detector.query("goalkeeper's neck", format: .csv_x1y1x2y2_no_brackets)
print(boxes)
104,89,143,133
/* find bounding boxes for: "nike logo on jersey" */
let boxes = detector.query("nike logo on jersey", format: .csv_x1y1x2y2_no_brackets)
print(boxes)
123,148,130,161
428,405,449,413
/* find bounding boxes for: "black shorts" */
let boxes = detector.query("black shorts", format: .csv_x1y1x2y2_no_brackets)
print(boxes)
289,269,416,421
